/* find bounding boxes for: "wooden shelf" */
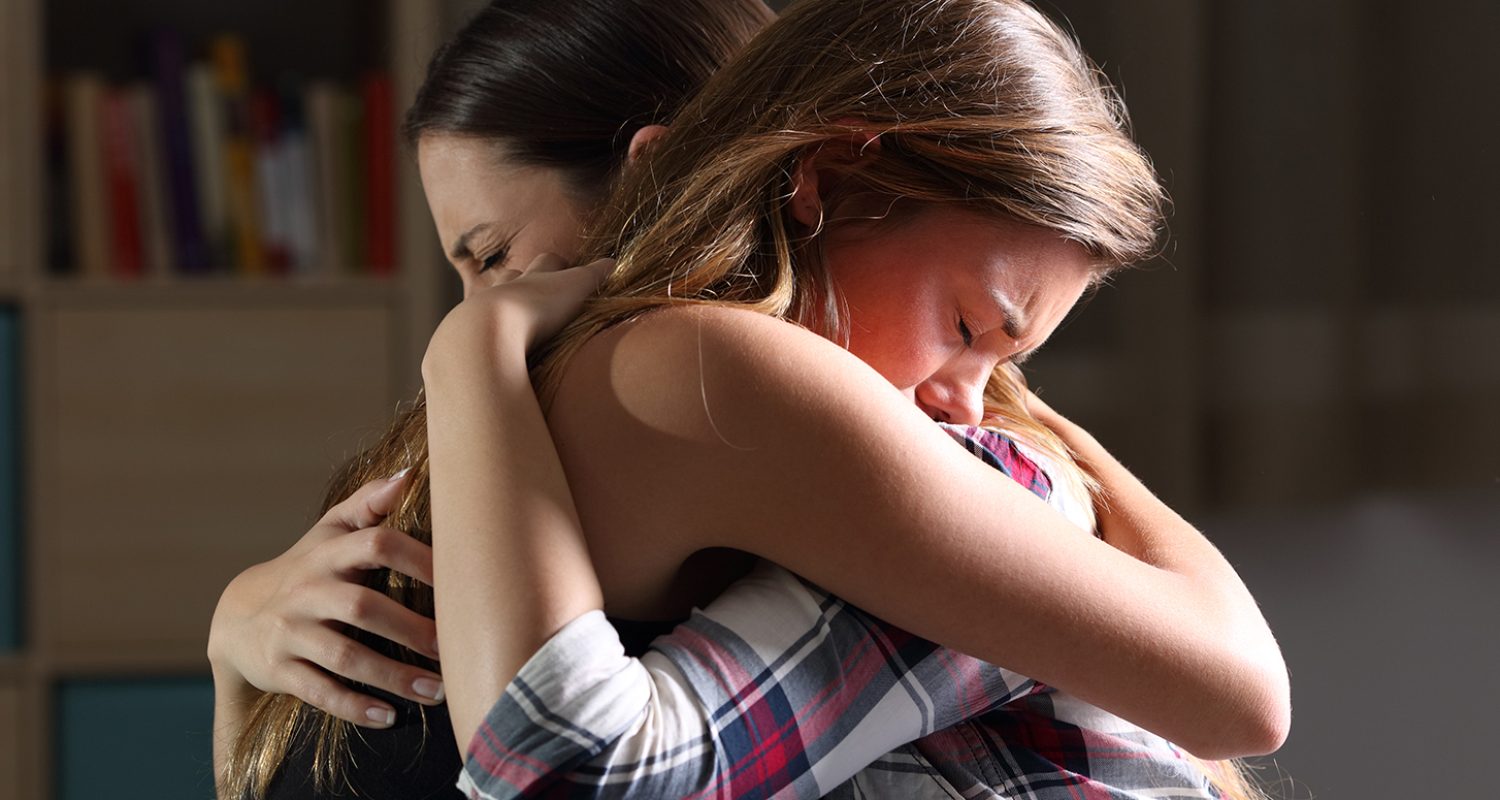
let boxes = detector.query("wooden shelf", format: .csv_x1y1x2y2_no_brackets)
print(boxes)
38,273,404,309
0,1,447,796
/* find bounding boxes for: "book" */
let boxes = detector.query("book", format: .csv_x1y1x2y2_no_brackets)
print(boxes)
49,34,386,282
45,80,74,274
278,82,318,274
306,82,350,273
0,308,19,651
361,73,395,275
63,73,110,279
146,29,207,273
128,84,174,278
100,88,145,279
211,35,264,275
338,88,365,273
251,89,291,273
186,63,230,271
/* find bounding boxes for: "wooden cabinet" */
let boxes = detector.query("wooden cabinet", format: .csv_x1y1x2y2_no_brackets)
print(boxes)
30,292,398,664
0,0,448,794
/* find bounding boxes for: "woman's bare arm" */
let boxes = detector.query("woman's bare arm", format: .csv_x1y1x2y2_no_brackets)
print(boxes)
543,305,1289,759
423,260,612,748
426,294,1287,761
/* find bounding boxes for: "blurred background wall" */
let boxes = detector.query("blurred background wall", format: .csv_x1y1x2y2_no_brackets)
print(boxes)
0,0,1493,796
1020,2,1500,797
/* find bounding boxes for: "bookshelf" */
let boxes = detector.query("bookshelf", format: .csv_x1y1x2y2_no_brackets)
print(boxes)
0,0,448,796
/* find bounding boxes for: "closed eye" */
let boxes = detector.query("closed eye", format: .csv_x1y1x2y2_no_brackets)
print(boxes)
957,315,974,347
478,248,508,274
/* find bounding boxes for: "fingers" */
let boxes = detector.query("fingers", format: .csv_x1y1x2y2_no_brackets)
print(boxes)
321,471,412,533
277,658,440,730
320,580,440,662
333,526,435,587
296,623,443,713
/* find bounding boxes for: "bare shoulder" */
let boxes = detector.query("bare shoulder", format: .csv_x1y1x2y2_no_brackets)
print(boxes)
553,304,910,448
545,305,902,615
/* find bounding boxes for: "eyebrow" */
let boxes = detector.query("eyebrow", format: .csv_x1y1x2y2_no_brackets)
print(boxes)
988,288,1028,340
448,222,495,261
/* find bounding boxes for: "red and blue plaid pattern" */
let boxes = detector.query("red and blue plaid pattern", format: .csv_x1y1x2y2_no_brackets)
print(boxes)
460,426,1218,799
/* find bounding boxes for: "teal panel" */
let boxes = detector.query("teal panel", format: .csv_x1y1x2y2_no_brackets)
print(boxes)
56,678,216,800
0,309,17,651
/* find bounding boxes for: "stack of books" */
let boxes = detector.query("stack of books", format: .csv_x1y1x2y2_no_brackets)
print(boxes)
47,31,396,280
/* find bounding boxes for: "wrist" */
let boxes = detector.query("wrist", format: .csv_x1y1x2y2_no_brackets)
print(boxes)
421,298,530,387
206,572,263,700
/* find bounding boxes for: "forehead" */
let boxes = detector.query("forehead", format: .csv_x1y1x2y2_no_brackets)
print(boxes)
416,135,578,248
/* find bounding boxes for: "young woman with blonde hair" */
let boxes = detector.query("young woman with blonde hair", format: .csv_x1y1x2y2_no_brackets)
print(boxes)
422,0,1289,797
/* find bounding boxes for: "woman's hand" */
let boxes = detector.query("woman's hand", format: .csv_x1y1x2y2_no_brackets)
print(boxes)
207,472,444,728
422,255,614,380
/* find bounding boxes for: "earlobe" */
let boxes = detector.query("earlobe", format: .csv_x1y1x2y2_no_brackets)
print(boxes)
627,124,671,164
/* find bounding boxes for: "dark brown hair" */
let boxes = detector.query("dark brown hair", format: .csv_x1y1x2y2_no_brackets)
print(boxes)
402,0,776,192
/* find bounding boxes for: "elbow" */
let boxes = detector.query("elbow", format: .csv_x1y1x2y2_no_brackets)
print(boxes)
1242,666,1292,756
1182,654,1291,760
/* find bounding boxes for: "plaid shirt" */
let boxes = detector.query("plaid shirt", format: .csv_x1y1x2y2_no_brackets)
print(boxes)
460,425,1218,799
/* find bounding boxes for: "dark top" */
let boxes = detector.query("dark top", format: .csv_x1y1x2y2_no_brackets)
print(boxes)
262,617,677,799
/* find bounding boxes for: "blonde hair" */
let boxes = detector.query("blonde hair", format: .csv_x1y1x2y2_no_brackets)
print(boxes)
532,0,1263,797
536,0,1163,488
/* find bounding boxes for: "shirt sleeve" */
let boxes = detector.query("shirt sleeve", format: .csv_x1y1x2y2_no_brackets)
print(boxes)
459,563,1037,800
459,426,1057,799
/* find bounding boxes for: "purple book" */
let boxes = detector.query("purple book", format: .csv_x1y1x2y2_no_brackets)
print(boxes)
148,29,207,273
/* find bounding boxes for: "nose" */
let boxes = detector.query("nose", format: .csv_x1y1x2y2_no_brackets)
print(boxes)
914,360,990,426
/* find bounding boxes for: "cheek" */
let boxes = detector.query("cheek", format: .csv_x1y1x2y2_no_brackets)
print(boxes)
842,296,951,389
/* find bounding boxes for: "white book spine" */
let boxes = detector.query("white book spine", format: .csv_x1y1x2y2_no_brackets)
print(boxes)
128,84,173,278
186,64,228,268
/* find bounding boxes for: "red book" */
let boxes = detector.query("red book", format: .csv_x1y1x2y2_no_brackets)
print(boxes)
251,90,292,274
361,73,395,275
101,88,144,278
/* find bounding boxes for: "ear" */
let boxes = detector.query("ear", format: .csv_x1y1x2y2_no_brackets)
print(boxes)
627,124,671,164
789,130,884,230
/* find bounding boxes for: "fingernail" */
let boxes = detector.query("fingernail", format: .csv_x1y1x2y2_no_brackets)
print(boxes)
430,638,440,656
412,678,445,702
388,467,412,482
366,706,396,726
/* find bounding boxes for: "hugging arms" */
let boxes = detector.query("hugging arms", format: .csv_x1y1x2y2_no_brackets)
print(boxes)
210,1,1289,797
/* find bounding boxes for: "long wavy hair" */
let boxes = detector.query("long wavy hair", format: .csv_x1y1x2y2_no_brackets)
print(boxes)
533,0,1166,511
219,0,773,797
531,0,1263,797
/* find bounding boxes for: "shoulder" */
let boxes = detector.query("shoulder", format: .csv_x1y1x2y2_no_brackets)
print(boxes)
556,305,910,447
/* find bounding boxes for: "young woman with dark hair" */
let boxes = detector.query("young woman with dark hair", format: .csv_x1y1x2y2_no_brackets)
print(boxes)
209,2,775,797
